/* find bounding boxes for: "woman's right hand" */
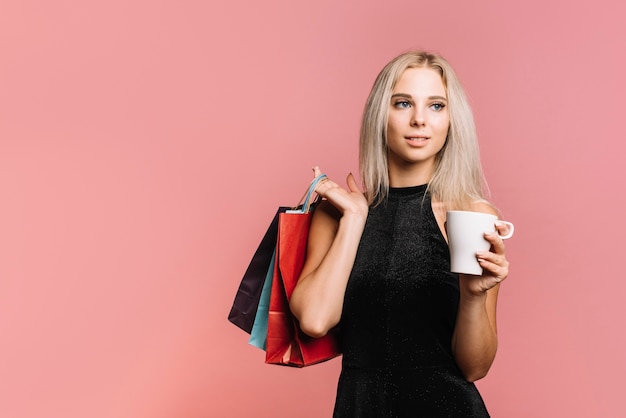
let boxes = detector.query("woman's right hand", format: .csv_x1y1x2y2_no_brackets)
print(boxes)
312,166,368,220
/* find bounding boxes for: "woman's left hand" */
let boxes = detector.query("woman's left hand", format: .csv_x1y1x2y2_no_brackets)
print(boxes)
460,221,511,295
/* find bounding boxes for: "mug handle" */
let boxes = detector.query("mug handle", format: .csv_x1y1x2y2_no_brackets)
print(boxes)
496,221,515,240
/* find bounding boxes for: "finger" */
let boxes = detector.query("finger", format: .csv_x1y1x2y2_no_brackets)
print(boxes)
477,249,509,267
477,250,507,267
483,231,506,254
346,172,361,193
315,177,335,196
495,221,511,237
312,166,322,178
476,250,509,273
478,257,509,282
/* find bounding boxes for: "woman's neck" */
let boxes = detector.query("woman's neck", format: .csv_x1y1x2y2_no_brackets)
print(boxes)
387,163,433,187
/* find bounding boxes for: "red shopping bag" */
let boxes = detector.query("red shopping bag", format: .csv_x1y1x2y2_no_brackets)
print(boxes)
265,206,341,367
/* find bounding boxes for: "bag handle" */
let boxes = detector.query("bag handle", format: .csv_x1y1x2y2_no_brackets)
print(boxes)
286,174,327,214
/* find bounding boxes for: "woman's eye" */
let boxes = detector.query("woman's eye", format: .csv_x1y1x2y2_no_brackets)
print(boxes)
430,103,446,111
394,100,411,109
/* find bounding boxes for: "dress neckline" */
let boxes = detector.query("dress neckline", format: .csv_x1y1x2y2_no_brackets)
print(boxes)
388,184,428,197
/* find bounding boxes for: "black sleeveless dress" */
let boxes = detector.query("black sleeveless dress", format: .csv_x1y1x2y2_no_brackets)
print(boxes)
333,185,490,417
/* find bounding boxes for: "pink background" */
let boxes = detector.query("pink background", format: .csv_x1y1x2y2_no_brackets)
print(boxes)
1,0,625,417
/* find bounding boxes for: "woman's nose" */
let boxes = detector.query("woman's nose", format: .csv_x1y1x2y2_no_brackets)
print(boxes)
411,110,425,126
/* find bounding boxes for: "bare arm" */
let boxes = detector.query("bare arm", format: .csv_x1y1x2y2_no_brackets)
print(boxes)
449,202,511,381
289,168,368,338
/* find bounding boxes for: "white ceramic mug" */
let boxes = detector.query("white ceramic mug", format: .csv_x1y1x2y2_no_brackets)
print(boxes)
446,210,514,275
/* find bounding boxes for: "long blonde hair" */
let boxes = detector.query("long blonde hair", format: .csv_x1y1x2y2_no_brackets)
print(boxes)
360,51,487,210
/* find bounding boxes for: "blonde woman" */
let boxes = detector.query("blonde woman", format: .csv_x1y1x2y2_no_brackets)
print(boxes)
290,51,511,416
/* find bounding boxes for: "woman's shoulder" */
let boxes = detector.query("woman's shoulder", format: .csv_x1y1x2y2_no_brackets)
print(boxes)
468,199,501,218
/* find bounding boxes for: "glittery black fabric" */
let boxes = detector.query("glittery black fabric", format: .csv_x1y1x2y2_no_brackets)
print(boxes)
333,185,490,417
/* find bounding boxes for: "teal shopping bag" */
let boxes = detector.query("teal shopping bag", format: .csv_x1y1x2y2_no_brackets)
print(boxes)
248,249,276,350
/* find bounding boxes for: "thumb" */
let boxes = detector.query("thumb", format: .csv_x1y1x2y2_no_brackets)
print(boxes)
346,173,362,193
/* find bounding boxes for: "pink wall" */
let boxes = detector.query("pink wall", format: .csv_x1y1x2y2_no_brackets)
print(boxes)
1,1,625,417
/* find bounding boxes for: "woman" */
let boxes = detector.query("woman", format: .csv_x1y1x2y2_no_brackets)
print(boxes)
290,51,511,417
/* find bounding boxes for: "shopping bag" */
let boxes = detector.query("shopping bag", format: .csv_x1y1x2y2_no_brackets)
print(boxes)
228,208,288,334
265,174,341,367
248,249,276,350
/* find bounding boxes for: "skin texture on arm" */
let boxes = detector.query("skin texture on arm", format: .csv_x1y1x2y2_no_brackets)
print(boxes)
439,201,511,382
289,169,368,338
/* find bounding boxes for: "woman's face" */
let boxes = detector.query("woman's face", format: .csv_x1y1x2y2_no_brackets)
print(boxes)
386,67,450,182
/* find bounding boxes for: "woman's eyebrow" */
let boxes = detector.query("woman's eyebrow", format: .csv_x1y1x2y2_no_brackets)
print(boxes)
390,93,448,101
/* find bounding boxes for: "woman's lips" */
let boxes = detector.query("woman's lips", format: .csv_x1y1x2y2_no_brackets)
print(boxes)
405,136,430,146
